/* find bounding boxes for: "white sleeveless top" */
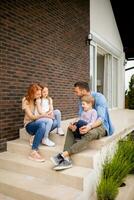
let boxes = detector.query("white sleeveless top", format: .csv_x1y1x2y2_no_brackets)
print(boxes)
41,98,50,113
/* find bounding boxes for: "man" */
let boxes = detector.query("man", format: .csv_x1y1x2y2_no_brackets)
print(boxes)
51,81,114,170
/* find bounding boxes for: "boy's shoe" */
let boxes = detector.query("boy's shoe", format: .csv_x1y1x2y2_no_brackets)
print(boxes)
53,159,72,171
42,138,55,147
57,127,64,136
50,153,64,166
28,150,45,162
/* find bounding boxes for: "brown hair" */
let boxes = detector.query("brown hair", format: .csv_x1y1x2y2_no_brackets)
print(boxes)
74,81,90,92
25,83,42,102
81,95,94,106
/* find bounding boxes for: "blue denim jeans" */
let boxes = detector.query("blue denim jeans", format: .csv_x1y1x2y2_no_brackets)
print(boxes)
38,118,53,138
73,120,88,139
51,109,61,131
26,120,46,150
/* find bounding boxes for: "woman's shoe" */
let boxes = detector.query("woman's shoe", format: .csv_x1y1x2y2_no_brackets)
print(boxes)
29,150,45,162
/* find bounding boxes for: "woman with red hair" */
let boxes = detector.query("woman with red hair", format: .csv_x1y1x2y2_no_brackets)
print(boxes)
22,83,48,162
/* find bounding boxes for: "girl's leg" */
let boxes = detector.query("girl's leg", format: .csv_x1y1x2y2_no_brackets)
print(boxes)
41,118,55,147
52,109,64,135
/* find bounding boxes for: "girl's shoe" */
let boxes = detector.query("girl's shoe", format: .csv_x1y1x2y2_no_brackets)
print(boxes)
28,150,45,162
57,127,64,136
42,138,55,147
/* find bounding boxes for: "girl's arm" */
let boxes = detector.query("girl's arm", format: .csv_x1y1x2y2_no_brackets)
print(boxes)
36,98,43,114
49,97,53,111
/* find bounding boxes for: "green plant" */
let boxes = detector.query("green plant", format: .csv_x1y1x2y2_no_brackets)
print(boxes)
127,74,134,109
97,136,134,200
97,177,118,200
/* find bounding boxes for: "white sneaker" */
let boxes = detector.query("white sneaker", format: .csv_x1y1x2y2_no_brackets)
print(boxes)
57,127,64,136
42,138,55,147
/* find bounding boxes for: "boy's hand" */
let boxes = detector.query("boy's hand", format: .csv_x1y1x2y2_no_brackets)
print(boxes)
68,123,77,132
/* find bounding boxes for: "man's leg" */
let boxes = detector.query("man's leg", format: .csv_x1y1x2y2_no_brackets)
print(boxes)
63,128,76,152
67,125,106,155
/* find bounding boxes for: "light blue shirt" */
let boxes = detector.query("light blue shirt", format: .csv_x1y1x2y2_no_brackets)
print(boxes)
79,92,114,136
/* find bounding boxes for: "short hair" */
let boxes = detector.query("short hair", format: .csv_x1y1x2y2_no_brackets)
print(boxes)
81,95,94,106
74,81,90,92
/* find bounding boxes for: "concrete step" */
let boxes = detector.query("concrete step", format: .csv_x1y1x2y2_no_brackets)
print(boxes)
7,139,100,168
116,175,134,200
0,168,83,200
0,193,17,200
0,151,97,192
20,128,66,146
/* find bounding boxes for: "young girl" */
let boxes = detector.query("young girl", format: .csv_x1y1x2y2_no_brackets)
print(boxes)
22,83,46,162
36,84,64,146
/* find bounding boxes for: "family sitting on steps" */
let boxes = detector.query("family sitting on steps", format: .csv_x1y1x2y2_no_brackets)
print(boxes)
22,81,114,170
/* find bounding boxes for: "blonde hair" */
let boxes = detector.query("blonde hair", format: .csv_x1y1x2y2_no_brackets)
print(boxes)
81,95,94,106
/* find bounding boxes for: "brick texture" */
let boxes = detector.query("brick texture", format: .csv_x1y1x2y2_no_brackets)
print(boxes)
0,0,89,151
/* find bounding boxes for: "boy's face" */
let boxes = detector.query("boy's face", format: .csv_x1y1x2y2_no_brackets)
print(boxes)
81,101,91,111
42,87,48,98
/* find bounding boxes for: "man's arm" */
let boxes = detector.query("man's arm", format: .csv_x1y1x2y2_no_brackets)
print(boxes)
80,118,102,134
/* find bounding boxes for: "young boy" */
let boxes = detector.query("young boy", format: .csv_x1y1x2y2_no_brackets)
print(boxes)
51,95,98,170
71,95,97,139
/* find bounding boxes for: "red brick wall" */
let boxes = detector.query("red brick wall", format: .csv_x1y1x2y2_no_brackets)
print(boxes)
0,0,89,151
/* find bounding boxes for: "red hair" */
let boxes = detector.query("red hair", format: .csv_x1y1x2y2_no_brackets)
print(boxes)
25,83,41,102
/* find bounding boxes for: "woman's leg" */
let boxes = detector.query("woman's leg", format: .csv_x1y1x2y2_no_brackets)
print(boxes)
26,120,46,150
25,120,46,162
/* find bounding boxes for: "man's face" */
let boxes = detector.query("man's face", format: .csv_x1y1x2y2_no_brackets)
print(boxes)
74,86,88,97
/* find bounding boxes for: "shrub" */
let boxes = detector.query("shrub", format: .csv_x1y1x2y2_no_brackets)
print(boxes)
97,136,134,200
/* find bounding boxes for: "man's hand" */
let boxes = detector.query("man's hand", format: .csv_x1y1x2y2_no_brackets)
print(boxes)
68,123,77,132
79,125,91,135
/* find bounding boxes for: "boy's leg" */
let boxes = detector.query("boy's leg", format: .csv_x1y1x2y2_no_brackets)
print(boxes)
74,120,88,139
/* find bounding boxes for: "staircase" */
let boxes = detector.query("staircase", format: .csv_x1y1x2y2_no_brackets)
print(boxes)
0,109,134,200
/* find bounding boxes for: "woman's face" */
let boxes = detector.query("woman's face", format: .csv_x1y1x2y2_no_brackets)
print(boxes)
34,89,41,99
42,87,48,98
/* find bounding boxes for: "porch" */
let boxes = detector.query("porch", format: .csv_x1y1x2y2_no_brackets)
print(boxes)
0,109,134,200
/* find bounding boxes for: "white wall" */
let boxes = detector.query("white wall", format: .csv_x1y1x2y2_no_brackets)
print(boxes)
90,0,123,53
90,0,125,108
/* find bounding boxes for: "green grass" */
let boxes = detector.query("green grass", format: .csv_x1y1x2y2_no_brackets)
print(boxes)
97,135,134,200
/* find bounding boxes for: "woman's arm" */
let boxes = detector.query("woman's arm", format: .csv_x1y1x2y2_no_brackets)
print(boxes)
25,105,48,120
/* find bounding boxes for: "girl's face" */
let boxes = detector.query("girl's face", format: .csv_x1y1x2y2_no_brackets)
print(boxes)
34,89,41,99
81,101,91,111
42,87,49,98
